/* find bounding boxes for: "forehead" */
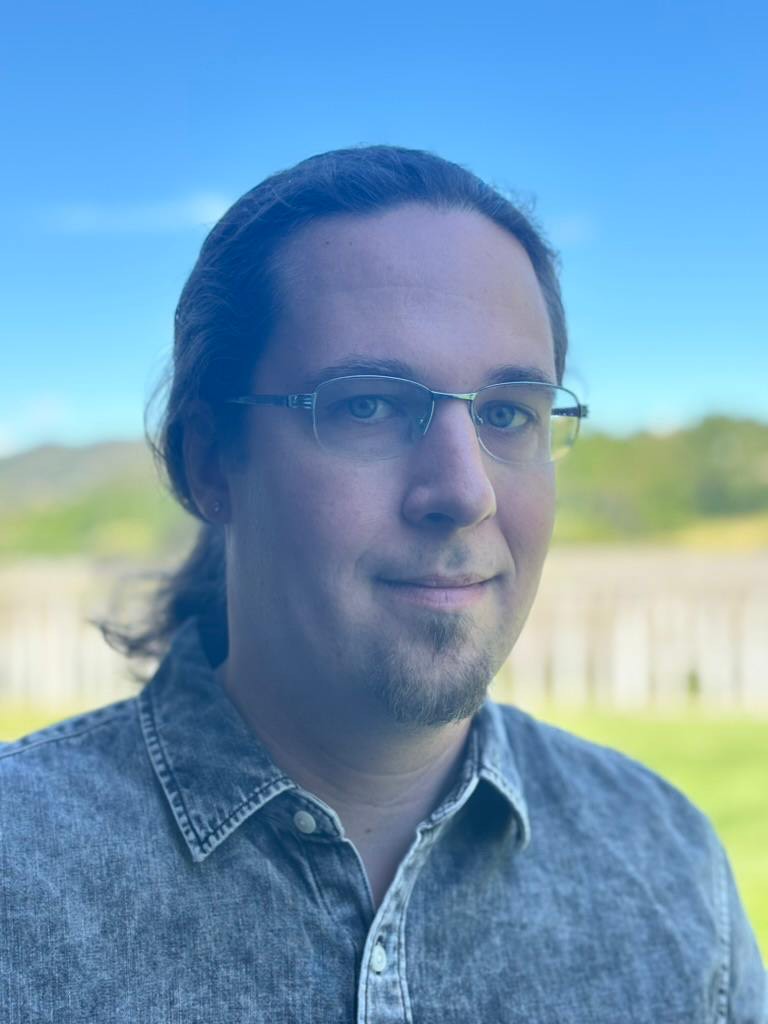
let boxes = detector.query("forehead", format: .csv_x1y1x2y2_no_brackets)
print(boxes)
261,203,555,388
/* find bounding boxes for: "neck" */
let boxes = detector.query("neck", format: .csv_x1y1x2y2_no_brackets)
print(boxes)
215,654,473,845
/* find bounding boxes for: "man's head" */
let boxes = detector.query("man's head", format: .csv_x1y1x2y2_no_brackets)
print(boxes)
147,146,570,723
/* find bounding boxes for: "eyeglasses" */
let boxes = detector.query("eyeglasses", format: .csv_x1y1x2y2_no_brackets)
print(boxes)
225,375,589,465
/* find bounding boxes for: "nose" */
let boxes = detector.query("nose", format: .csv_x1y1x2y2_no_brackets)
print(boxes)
400,398,497,529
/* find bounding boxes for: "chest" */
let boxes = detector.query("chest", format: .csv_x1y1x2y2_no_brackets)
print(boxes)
3,819,725,1024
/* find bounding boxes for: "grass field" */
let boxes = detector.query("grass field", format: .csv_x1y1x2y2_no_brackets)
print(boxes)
1,700,766,961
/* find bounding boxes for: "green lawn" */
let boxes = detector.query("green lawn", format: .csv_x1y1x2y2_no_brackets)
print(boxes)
2,701,766,960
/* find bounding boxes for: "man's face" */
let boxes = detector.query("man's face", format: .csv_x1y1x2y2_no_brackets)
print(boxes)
225,204,557,727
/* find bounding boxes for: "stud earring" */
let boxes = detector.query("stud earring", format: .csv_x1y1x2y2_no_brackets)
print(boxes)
211,500,222,515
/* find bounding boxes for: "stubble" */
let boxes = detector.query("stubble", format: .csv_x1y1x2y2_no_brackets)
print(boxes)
367,611,499,727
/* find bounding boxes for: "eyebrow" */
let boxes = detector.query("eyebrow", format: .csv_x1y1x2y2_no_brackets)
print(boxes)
300,356,556,392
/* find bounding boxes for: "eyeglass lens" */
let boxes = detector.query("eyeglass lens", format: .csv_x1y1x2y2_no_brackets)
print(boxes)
313,377,580,463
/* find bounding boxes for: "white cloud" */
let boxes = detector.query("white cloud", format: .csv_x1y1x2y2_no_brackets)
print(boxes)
44,193,233,234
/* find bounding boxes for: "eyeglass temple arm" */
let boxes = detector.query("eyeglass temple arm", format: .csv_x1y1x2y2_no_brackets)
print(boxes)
553,403,589,419
226,394,314,409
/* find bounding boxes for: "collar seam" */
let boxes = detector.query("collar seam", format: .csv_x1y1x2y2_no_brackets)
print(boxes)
139,687,296,858
139,692,204,846
426,772,480,828
478,761,524,804
194,777,297,857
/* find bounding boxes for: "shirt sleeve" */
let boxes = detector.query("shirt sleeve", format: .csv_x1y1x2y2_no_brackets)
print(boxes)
719,841,767,1023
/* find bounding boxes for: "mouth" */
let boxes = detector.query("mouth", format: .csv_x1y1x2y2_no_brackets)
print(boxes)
387,574,492,587
377,575,495,610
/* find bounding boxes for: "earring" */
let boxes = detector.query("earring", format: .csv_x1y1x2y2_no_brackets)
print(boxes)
211,499,222,516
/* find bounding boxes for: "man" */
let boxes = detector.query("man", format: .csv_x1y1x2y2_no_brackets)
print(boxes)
1,146,765,1022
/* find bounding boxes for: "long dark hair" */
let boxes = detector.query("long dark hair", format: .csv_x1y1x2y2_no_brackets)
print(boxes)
99,144,569,675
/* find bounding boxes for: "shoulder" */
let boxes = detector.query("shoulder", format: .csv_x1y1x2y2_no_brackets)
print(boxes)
492,702,720,864
491,704,768,1016
0,698,142,792
491,704,733,966
0,698,156,896
494,700,703,809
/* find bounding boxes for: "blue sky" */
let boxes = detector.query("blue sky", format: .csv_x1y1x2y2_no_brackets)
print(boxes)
1,0,766,455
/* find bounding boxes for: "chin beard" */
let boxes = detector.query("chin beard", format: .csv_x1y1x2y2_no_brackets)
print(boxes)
367,612,500,727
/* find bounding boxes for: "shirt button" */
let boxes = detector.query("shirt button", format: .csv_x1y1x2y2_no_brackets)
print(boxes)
293,810,317,835
370,943,388,973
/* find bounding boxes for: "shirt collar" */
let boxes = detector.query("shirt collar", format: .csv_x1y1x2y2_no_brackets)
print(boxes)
139,617,530,862
417,692,530,854
139,619,296,863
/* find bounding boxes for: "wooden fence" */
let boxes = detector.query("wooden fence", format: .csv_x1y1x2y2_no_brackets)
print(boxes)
0,560,140,710
1,550,766,716
494,547,768,712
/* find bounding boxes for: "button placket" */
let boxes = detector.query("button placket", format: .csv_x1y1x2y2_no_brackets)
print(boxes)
355,828,443,1023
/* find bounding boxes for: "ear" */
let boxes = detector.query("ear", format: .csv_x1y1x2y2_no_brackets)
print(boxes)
182,401,231,523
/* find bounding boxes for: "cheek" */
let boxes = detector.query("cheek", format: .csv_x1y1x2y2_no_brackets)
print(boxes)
497,467,556,563
239,440,391,577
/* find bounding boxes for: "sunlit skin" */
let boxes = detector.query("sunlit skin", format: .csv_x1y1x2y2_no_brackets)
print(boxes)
188,204,557,907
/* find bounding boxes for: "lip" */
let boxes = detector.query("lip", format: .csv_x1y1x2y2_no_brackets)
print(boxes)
378,576,494,610
383,574,492,587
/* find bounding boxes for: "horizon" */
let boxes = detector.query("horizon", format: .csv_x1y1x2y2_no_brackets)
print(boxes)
3,409,768,465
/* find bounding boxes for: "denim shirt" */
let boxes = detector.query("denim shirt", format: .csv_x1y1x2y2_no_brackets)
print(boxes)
1,618,765,1023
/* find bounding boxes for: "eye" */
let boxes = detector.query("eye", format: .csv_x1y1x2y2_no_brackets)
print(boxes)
344,395,398,421
479,402,534,430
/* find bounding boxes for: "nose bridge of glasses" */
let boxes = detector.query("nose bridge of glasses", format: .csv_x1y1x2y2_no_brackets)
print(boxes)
420,391,482,443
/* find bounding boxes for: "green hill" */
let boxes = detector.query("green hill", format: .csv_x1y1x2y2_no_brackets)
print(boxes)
0,441,194,560
0,416,766,559
552,416,768,544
